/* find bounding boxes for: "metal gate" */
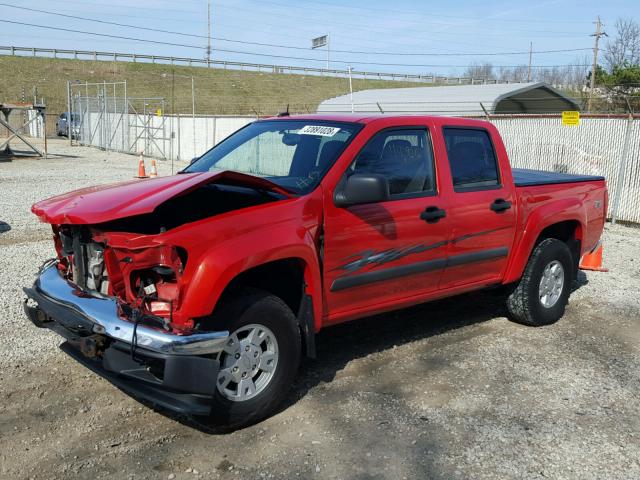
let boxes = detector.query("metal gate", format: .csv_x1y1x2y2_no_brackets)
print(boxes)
127,98,169,159
69,81,169,159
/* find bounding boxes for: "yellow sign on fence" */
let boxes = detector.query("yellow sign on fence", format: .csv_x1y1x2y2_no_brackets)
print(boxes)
562,111,580,126
156,108,163,117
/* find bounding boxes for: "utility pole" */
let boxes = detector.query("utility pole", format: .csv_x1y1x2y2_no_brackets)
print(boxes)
207,0,212,67
527,42,532,82
588,16,606,113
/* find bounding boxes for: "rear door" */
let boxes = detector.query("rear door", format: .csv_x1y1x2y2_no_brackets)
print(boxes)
437,126,517,287
323,125,451,321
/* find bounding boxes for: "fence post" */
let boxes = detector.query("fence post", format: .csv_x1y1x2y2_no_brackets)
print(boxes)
176,113,181,162
67,81,72,146
611,114,634,225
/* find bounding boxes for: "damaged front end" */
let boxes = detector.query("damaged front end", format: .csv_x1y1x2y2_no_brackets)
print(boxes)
47,224,195,329
23,224,229,416
24,170,294,415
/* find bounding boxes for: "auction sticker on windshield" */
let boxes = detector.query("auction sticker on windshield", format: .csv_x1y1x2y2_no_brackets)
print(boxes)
298,125,341,136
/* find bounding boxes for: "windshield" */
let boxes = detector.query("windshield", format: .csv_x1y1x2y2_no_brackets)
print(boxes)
184,120,362,194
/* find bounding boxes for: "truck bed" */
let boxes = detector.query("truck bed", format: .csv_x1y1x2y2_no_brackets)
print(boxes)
512,168,605,187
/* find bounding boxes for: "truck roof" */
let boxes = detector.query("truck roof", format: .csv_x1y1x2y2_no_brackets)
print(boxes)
263,113,491,127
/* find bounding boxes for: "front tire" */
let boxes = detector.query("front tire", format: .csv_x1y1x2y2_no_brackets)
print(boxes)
507,238,573,326
208,289,301,429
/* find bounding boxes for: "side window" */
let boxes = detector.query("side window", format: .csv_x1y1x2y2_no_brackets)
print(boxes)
444,128,499,190
316,130,351,170
349,129,436,197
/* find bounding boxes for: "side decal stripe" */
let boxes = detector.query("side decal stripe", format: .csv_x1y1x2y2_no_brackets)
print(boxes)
330,247,508,292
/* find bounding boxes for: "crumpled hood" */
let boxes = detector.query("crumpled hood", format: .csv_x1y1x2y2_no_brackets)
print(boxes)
32,170,292,225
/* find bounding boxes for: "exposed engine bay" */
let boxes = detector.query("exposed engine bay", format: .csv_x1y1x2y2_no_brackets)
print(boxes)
94,183,282,235
50,182,285,330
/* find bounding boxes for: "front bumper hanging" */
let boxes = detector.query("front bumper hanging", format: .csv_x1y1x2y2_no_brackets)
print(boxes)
23,262,229,416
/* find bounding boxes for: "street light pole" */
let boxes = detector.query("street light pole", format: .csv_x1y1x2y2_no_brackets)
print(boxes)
527,42,532,82
326,34,330,70
348,65,354,113
207,0,212,67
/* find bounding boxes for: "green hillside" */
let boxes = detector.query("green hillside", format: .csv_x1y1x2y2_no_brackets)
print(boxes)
0,55,422,116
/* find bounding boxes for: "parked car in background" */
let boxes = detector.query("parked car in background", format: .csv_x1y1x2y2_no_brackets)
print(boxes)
55,112,80,138
25,114,607,429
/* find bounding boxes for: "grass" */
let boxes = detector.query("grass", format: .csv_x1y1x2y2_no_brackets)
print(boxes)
0,55,423,116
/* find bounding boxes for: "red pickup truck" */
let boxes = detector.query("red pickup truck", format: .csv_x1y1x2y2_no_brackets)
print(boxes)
25,114,607,427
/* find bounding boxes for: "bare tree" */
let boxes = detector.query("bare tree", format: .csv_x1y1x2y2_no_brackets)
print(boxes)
464,62,495,80
496,66,512,82
495,65,528,83
529,55,590,89
564,55,591,89
604,18,640,70
511,65,529,82
534,66,565,86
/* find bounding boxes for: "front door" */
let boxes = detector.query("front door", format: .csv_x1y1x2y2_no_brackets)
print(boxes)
323,126,451,322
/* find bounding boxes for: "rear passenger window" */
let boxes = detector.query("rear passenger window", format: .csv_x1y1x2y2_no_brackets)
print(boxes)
444,128,499,190
349,129,436,197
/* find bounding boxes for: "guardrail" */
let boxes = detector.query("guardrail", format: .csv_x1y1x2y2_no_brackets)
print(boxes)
0,45,509,85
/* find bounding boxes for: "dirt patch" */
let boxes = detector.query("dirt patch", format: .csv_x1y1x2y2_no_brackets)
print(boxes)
1,142,639,479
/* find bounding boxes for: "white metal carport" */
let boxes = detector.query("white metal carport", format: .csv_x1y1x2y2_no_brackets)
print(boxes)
317,82,580,116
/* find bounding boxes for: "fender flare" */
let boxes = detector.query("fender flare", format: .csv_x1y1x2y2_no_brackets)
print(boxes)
503,198,586,284
180,225,323,332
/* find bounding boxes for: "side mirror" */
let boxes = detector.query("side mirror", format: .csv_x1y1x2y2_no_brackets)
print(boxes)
334,173,390,207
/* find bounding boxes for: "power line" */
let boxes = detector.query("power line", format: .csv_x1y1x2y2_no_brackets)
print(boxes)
0,21,593,69
0,20,591,71
0,2,585,57
236,0,593,29
0,20,208,50
0,3,592,57
254,0,594,24
211,2,591,38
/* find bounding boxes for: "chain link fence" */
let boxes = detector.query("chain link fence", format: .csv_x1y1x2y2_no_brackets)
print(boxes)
64,83,639,225
490,115,639,224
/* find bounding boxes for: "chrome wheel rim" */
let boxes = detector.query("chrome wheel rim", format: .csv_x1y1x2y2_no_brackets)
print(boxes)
539,260,565,308
216,324,279,402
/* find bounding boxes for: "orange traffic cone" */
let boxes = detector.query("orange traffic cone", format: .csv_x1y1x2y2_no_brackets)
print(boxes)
580,244,608,272
136,153,148,179
149,159,158,178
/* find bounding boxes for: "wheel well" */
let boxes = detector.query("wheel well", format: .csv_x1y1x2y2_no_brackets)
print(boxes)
537,220,581,244
535,220,582,277
217,258,305,316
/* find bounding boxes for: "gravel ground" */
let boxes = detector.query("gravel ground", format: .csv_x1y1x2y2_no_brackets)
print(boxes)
1,140,639,480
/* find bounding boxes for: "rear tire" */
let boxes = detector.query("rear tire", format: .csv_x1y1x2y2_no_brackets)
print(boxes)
507,238,573,326
207,288,301,429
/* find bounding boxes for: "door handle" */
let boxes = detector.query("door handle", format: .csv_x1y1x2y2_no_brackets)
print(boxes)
490,198,512,212
420,206,446,223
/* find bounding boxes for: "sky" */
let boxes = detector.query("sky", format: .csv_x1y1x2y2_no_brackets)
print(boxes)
1,0,638,76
